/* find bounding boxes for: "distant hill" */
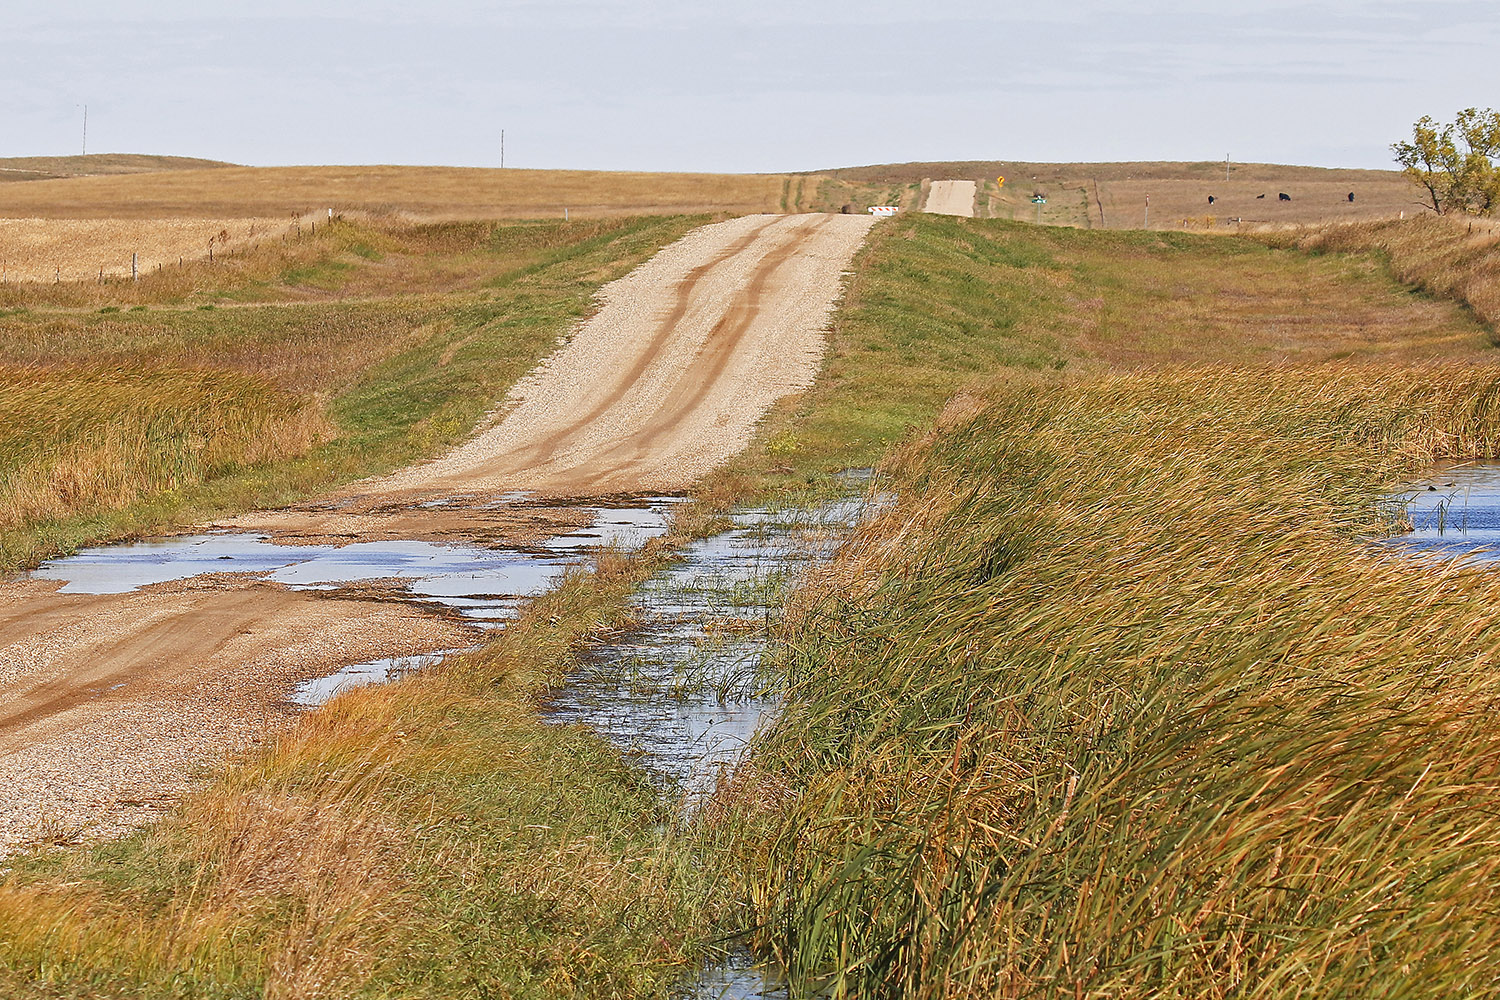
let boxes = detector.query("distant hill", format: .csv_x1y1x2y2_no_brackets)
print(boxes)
813,160,1423,229
0,154,235,183
815,160,1401,184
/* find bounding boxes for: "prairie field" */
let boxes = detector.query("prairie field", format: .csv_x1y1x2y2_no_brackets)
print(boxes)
824,159,1419,228
0,153,231,182
0,164,819,221
0,216,294,283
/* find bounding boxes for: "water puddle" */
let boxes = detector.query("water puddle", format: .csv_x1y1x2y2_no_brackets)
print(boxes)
288,648,474,707
542,499,875,800
26,501,682,697
1387,461,1500,561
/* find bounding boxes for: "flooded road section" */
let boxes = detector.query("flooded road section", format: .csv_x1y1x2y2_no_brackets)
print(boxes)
1388,462,1500,561
2,482,880,997
0,501,675,854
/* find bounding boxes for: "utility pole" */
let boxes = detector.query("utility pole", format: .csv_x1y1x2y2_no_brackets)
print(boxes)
501,129,505,169
1144,193,1150,228
1225,154,1230,181
78,104,87,156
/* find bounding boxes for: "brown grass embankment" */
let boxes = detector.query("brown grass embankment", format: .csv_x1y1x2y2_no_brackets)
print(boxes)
1259,213,1500,330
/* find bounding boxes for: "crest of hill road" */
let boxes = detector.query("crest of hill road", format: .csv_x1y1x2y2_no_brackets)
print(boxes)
0,153,1424,285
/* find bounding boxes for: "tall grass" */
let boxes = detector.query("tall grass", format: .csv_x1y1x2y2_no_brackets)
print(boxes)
715,360,1500,994
691,212,1500,997
0,365,327,533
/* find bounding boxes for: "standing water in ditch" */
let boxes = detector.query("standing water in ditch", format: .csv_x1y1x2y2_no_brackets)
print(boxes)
540,483,885,1000
542,496,875,802
1387,462,1500,562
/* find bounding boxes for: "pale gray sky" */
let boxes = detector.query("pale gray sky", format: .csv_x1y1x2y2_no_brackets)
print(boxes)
4,0,1495,171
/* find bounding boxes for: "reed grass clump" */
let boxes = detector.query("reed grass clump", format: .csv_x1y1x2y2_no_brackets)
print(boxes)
720,363,1500,998
0,365,327,566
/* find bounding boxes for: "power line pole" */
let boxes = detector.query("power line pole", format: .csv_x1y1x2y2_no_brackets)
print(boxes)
1225,154,1230,181
501,129,505,169
78,104,87,156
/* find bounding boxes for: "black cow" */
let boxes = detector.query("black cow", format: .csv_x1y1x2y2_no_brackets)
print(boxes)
1257,193,1266,199
1348,191,1355,203
1279,192,1292,201
1208,195,1216,205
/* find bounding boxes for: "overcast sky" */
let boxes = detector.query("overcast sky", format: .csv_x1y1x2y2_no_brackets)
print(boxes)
4,0,1495,172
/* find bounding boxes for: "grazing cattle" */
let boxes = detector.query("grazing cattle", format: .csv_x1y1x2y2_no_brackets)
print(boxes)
1208,195,1216,205
1257,193,1266,199
1278,192,1291,201
1348,191,1355,202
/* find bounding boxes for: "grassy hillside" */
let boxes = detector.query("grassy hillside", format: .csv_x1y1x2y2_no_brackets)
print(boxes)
816,159,1420,230
1259,213,1500,329
0,154,233,182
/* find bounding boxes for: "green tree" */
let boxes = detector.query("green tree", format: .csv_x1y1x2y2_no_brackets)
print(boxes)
1392,108,1500,215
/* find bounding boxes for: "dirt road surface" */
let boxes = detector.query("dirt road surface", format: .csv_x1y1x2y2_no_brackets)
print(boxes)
371,212,875,498
924,180,976,217
0,212,874,854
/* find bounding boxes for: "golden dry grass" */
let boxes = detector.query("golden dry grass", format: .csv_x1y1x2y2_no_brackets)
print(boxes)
1261,213,1500,329
0,216,295,283
0,165,820,221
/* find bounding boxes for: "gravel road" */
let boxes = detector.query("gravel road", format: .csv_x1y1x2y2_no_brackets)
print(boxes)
924,180,977,217
0,211,876,854
374,212,875,497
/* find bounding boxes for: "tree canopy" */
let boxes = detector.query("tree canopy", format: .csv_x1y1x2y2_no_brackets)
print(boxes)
1392,108,1500,216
